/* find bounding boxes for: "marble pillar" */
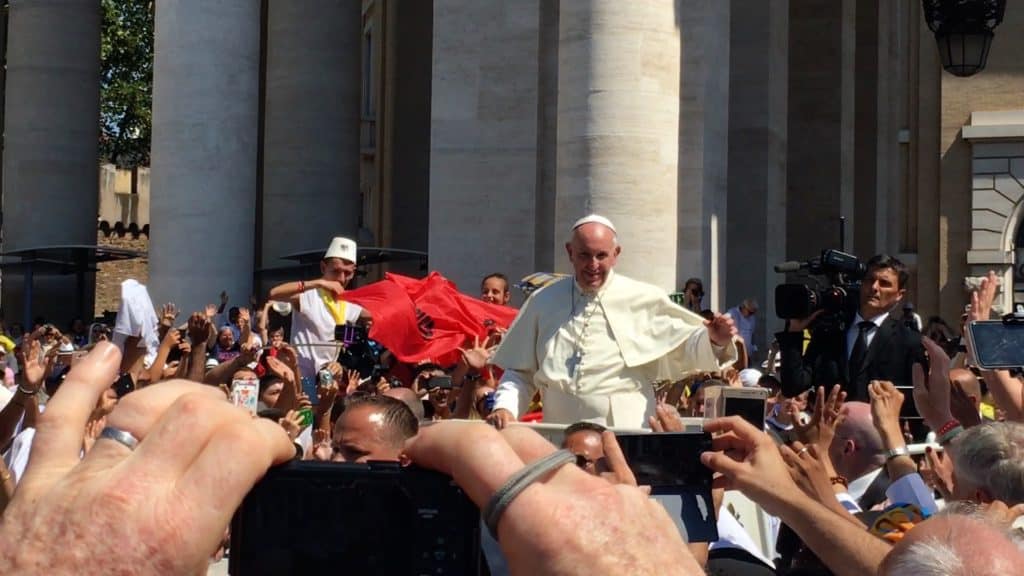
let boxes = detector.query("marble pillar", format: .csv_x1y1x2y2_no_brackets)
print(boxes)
429,0,539,297
2,0,101,325
556,0,683,292
149,0,260,314
261,0,361,274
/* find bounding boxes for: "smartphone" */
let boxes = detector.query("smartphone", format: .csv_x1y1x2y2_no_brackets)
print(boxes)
231,461,481,575
297,407,314,428
615,432,718,542
703,386,768,430
427,375,453,390
231,378,259,415
112,372,135,398
967,320,1024,369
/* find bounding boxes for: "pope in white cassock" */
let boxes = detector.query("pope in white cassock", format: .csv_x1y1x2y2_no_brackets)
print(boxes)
488,215,739,429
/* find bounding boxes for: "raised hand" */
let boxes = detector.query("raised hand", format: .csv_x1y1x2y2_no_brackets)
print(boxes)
278,410,303,441
912,337,954,431
969,270,999,322
159,303,179,328
312,429,333,462
791,384,846,449
19,338,45,392
316,378,340,410
264,355,292,382
459,335,496,372
237,308,251,327
204,304,218,321
344,369,360,397
187,313,211,345
950,379,982,429
704,313,738,347
867,380,904,443
648,402,685,432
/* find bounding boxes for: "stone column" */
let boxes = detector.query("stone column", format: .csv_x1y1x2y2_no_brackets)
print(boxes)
556,0,682,292
675,0,731,309
786,0,857,263
725,0,788,355
149,0,260,315
2,0,101,325
260,1,361,274
429,0,539,296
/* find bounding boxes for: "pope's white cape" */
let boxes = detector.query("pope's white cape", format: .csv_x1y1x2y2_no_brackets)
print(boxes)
493,272,725,374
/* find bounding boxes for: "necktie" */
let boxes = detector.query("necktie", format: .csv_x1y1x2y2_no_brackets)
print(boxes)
848,320,875,381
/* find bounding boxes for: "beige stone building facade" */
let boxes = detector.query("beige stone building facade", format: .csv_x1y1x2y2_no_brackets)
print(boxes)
2,0,1024,351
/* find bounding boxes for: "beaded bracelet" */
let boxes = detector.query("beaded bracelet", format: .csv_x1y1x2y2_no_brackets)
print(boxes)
939,425,964,446
936,419,961,437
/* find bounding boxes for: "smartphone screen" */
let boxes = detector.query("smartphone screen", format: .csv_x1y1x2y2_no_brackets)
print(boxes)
615,432,713,491
615,432,718,542
968,320,1024,369
726,397,767,430
231,461,481,575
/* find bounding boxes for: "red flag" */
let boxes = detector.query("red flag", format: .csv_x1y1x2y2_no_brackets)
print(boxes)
343,272,518,366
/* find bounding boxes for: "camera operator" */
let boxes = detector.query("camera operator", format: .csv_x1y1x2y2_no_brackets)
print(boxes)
778,254,926,403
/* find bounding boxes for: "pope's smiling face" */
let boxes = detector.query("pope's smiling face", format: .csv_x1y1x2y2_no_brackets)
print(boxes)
566,223,620,293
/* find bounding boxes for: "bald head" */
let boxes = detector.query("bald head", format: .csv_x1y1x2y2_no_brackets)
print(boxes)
382,387,425,421
829,401,885,479
882,514,1024,575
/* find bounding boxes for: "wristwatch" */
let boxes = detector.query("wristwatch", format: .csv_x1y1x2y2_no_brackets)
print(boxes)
885,445,910,460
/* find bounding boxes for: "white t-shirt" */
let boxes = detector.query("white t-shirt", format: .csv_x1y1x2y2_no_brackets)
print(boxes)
291,288,363,376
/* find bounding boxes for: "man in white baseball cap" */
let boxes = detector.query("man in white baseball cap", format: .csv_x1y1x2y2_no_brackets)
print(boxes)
268,237,370,377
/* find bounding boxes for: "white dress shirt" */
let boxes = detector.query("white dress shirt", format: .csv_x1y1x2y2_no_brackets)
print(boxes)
845,311,890,361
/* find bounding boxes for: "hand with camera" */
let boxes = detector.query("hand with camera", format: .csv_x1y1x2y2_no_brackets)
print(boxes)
408,421,705,575
0,343,296,576
701,416,890,576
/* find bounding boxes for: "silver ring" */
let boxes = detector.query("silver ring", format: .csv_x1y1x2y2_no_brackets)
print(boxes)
796,446,810,457
98,426,139,451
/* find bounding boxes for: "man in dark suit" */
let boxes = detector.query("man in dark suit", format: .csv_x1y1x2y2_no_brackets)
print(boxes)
777,254,926,403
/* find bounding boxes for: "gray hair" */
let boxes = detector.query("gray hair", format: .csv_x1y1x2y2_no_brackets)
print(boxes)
884,539,965,576
951,421,1024,504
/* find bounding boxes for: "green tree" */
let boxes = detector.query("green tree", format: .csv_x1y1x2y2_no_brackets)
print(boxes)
100,0,153,168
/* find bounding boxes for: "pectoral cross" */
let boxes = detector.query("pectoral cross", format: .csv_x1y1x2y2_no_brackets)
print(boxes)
566,350,582,378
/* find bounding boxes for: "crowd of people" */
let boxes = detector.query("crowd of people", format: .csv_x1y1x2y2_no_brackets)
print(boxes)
0,217,1022,576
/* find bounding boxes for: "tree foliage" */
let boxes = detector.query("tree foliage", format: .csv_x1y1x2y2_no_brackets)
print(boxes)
100,0,153,168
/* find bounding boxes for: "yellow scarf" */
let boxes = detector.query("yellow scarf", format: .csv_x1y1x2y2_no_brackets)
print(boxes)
318,288,348,324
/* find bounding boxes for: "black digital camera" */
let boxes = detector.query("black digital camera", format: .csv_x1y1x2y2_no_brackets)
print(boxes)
230,461,482,575
774,249,865,331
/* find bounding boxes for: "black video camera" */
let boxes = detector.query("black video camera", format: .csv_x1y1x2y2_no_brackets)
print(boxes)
774,249,865,330
334,323,385,380
230,460,482,574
